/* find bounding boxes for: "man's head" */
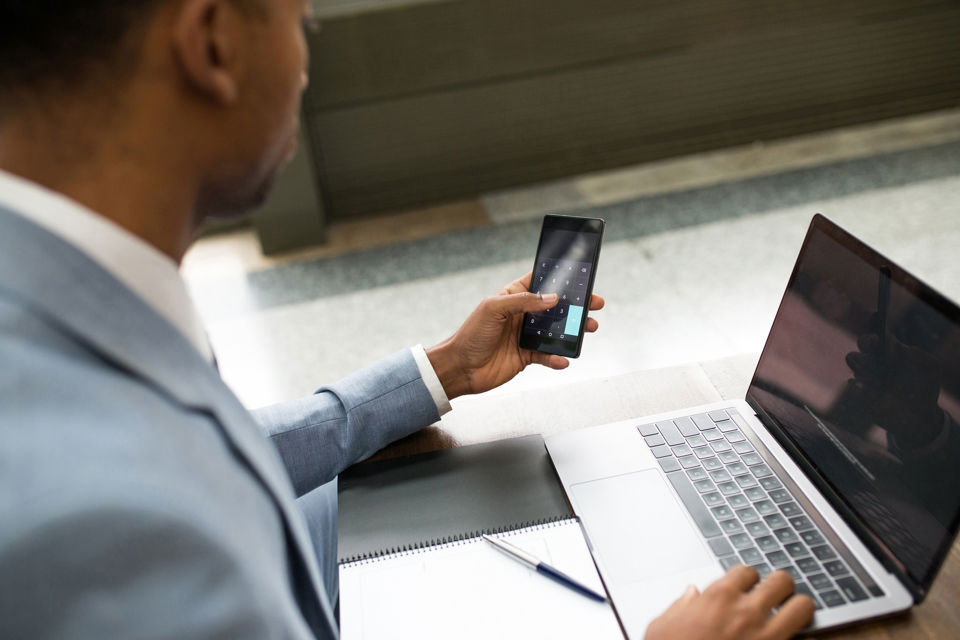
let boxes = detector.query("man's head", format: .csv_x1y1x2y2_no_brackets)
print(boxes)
0,0,313,240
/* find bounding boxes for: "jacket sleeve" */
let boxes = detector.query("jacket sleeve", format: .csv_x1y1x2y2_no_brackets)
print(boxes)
251,348,441,497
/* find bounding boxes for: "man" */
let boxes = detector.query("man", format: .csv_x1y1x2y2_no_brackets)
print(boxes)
0,1,813,637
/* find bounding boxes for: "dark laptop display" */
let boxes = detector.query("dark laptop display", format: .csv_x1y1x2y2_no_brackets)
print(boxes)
748,214,960,600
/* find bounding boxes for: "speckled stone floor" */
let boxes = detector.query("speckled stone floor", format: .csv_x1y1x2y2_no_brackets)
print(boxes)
182,109,960,409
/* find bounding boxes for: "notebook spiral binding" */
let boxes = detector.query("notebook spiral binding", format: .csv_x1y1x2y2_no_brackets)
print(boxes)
340,515,574,567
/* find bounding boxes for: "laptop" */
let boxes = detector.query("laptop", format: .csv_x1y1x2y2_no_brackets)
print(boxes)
546,214,960,636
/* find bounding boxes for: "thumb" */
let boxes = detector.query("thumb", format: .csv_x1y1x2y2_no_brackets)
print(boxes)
490,291,559,316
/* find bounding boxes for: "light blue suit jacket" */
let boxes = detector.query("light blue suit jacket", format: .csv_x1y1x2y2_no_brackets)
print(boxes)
0,206,440,638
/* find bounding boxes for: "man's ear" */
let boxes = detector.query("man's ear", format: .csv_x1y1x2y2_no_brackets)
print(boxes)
172,0,242,104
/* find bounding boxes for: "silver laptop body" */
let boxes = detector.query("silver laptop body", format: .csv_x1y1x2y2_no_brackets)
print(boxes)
547,215,960,637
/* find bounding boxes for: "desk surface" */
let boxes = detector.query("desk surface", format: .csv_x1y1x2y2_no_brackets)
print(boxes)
368,353,960,639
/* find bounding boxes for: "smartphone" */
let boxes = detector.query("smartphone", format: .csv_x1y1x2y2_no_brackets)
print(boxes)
519,215,604,358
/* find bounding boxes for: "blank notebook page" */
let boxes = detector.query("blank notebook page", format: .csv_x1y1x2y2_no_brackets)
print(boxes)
339,519,623,639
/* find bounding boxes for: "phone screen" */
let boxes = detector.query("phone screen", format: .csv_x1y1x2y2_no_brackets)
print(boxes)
519,215,604,358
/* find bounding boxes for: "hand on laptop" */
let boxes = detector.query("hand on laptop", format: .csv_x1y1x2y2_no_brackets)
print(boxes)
426,271,604,399
644,566,815,640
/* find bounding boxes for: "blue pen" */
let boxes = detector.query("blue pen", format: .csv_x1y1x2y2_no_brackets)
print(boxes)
481,533,607,602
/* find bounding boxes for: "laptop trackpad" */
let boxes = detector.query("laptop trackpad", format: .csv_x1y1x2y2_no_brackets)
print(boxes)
571,469,714,585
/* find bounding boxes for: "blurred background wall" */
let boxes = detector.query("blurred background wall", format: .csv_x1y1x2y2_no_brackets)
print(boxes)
250,0,960,253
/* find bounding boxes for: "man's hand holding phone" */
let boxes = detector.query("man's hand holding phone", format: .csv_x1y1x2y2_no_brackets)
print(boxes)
426,271,604,400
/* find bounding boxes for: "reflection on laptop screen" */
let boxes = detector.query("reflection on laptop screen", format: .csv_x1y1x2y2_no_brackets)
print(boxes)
748,216,960,593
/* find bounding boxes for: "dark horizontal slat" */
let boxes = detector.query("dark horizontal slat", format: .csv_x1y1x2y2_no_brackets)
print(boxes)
307,0,954,108
308,6,959,217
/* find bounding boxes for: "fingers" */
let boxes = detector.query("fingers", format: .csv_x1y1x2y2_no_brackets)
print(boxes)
585,317,599,333
718,564,760,593
764,593,817,640
488,290,559,317
589,293,605,311
526,351,569,370
747,570,795,611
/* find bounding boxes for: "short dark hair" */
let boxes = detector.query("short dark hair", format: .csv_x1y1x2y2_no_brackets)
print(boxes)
0,2,164,103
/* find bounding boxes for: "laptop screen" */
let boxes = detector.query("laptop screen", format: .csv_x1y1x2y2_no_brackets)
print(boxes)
747,214,960,597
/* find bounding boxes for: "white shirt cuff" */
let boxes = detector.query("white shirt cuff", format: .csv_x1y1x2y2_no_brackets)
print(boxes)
411,345,452,416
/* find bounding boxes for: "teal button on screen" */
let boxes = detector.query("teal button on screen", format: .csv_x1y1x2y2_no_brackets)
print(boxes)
564,305,584,336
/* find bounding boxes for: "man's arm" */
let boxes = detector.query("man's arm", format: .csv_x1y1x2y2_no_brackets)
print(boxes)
252,348,439,497
254,272,605,497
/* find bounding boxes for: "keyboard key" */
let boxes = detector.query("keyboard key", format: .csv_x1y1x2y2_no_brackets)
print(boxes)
702,457,723,471
644,434,666,447
727,462,749,475
676,417,699,437
687,467,709,481
835,576,868,602
702,429,724,442
709,469,732,483
789,516,814,531
766,550,792,568
823,560,848,577
745,521,769,537
764,514,788,529
755,534,779,552
708,537,735,557
751,562,772,578
693,446,714,459
783,566,802,582
664,470,722,539
794,583,821,609
796,557,820,573
741,452,763,466
730,533,753,549
673,444,693,457
658,457,681,472
657,421,684,446
739,547,763,564
811,545,837,561
735,474,758,488
773,528,799,544
719,451,740,464
800,530,825,546
808,573,832,590
750,464,773,478
709,410,729,422
728,494,749,508
769,489,791,503
679,456,701,469
687,434,707,448
711,505,734,520
716,420,738,432
693,479,717,493
711,440,732,453
717,481,740,496
725,430,746,443
754,500,778,516
759,477,783,491
733,441,755,454
820,589,845,608
693,414,714,430
735,507,760,523
779,502,802,517
703,492,725,507
720,556,741,571
784,542,808,558
639,424,659,437
720,519,744,534
744,487,766,502
650,445,672,458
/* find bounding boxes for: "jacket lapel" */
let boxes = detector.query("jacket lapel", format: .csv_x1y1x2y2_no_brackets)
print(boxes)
0,207,336,636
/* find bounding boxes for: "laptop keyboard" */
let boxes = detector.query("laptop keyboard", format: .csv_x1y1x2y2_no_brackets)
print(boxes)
639,409,883,610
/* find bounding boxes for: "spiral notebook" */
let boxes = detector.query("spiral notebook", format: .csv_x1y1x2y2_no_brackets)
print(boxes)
337,436,623,639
